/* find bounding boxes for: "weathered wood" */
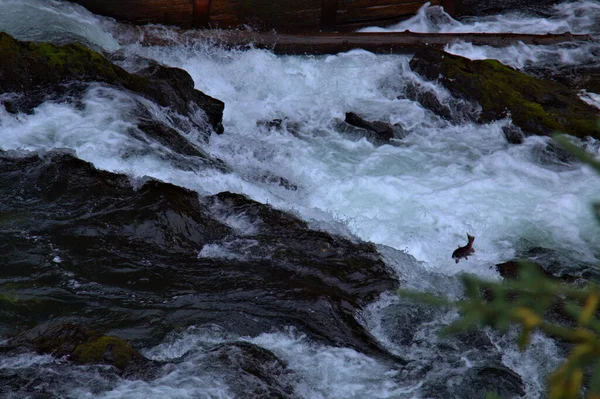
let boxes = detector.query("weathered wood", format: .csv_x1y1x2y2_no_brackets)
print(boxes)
156,30,595,55
193,0,212,27
337,0,441,30
70,0,459,32
72,0,195,27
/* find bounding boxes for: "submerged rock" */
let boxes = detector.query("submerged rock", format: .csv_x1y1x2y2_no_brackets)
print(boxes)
454,0,555,18
409,48,600,140
12,322,157,375
0,150,398,361
404,81,479,123
334,112,407,145
422,363,525,399
497,246,600,284
525,63,600,96
342,112,398,144
205,342,298,398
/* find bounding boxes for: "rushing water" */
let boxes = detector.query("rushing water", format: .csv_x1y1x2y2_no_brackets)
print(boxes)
1,0,600,397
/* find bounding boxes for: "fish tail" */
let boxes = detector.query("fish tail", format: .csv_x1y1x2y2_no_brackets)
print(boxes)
467,233,475,245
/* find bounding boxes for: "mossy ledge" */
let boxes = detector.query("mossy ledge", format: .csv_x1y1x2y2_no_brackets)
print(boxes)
0,32,224,133
71,335,138,370
12,323,153,372
409,48,600,140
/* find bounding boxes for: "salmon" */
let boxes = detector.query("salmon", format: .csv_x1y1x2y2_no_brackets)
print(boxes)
452,233,475,263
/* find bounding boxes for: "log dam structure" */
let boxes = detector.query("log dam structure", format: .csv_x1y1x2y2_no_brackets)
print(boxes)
70,0,463,32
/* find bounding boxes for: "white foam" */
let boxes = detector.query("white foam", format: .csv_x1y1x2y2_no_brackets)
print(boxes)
141,326,416,399
0,0,120,51
363,1,600,34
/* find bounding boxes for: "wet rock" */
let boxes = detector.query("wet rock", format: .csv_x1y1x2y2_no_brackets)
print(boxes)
525,63,600,96
0,150,399,361
530,139,578,170
494,246,600,329
454,0,555,18
380,299,440,346
422,363,525,399
257,118,285,130
12,322,157,375
0,32,224,145
205,342,298,399
409,48,600,140
257,172,298,191
338,112,406,145
134,60,224,134
497,246,600,284
404,82,478,123
405,82,453,120
502,124,525,144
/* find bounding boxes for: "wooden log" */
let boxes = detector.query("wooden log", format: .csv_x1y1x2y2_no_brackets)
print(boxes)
70,0,460,32
146,30,595,55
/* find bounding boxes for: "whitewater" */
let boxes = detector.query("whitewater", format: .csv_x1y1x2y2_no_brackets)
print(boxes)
1,0,599,397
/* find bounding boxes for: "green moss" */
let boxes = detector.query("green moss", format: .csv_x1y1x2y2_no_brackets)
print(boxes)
31,41,122,81
0,32,149,91
0,293,20,304
72,335,136,369
418,50,600,139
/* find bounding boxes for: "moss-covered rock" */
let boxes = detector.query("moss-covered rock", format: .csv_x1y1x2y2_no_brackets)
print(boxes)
409,48,600,139
13,322,152,372
0,32,224,134
71,335,139,369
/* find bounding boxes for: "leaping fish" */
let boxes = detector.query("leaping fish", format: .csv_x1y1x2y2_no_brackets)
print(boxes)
452,233,475,263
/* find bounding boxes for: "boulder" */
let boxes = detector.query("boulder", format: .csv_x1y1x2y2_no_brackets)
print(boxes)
403,81,479,123
454,0,555,18
409,48,600,140
12,322,157,375
204,342,298,398
337,112,406,145
525,64,600,96
422,363,526,399
0,33,224,156
0,150,399,361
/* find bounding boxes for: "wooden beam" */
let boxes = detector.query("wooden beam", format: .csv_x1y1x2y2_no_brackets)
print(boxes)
160,31,595,55
193,0,211,27
321,0,338,31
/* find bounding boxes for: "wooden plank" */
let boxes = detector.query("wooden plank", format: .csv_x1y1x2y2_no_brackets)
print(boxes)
321,0,339,31
161,31,595,55
342,0,437,8
339,2,437,21
209,0,322,31
193,0,211,27
337,0,441,30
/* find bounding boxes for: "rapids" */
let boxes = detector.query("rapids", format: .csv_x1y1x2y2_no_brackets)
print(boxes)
1,0,599,397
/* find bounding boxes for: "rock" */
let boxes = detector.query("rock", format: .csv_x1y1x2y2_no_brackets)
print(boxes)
422,363,526,399
404,82,478,123
133,60,224,134
205,342,297,399
530,139,578,170
380,299,440,346
339,112,405,145
12,322,157,374
0,150,399,361
494,247,600,328
525,64,600,96
497,246,600,284
0,33,224,151
454,0,555,18
501,124,525,144
409,48,600,140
